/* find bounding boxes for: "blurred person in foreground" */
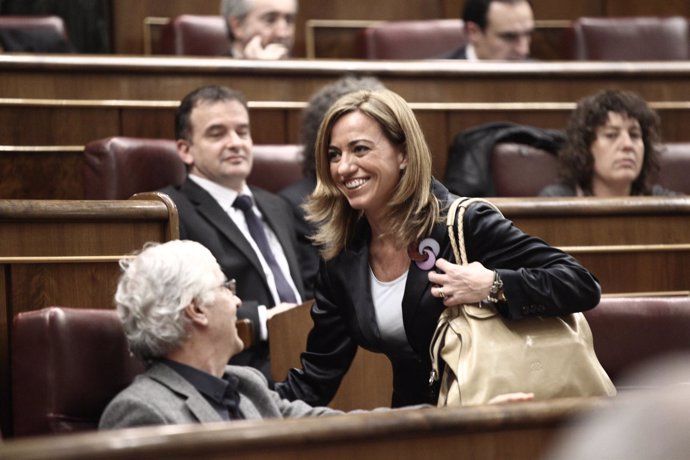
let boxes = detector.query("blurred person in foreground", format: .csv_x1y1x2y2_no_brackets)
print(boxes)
546,354,690,460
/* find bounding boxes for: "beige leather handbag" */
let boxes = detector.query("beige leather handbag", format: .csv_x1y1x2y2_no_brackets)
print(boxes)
429,197,617,406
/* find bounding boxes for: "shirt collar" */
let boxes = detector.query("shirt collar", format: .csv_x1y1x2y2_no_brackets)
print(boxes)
188,174,252,210
159,358,230,404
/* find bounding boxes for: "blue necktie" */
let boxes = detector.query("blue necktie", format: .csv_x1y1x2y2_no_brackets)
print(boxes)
233,195,297,303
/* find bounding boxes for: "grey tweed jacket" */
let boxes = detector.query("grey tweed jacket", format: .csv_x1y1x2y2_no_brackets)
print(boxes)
99,362,342,429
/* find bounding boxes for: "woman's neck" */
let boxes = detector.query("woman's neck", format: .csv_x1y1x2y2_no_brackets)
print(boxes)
368,215,410,282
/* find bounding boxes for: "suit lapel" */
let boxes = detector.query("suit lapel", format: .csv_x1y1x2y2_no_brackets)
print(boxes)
343,237,382,347
181,179,265,277
402,221,450,327
147,363,223,423
402,180,454,348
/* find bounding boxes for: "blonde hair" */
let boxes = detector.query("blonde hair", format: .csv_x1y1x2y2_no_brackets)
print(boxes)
305,89,440,260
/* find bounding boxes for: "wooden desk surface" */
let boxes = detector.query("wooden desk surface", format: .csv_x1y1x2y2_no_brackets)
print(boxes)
0,397,609,460
2,55,690,103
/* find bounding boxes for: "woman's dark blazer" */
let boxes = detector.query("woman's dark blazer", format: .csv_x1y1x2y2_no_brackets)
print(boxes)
275,180,601,407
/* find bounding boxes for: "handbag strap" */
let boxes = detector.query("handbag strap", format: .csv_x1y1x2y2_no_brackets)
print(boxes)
446,197,503,266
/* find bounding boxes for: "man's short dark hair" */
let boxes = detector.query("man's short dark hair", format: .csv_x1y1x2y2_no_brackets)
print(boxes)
462,0,531,30
175,85,248,141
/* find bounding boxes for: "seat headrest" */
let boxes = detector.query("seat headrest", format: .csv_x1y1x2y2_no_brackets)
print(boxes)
12,307,144,437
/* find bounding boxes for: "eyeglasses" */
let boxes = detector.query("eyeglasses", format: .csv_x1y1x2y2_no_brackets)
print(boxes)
222,279,237,296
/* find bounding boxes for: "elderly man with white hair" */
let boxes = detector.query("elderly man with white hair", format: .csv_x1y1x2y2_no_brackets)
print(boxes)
99,240,341,429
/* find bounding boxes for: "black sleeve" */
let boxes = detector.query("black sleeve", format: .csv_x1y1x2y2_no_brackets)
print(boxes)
462,202,601,319
275,261,358,406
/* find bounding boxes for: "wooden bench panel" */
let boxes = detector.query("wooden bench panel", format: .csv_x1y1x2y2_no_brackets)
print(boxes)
0,193,179,436
1,100,689,200
3,56,690,104
0,146,83,199
268,301,393,411
493,196,690,295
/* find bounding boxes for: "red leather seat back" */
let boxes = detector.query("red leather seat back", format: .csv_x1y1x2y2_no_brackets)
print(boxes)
0,15,73,52
11,307,144,437
83,137,186,200
356,19,465,59
159,15,228,56
657,143,690,194
249,144,304,193
491,141,689,197
84,137,304,199
491,142,559,196
584,296,690,386
568,16,690,61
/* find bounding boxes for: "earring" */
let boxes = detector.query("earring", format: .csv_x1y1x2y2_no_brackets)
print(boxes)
400,165,406,170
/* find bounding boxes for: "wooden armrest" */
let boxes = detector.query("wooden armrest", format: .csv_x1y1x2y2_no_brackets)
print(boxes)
236,319,254,350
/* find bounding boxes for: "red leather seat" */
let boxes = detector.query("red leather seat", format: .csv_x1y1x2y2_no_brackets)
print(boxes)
491,142,559,197
657,143,690,195
567,16,690,61
83,136,304,199
83,137,186,200
491,141,688,197
0,15,73,52
356,19,465,59
11,307,144,437
247,144,304,193
584,296,690,386
158,15,228,56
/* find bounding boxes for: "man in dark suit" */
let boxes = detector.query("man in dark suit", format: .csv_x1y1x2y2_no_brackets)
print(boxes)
160,85,304,382
99,240,340,429
442,0,534,60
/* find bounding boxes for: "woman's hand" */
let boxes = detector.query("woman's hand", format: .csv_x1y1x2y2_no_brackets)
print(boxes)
428,258,495,306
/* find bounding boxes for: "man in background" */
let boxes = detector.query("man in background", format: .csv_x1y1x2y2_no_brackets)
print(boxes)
161,85,303,382
220,0,297,59
443,0,534,60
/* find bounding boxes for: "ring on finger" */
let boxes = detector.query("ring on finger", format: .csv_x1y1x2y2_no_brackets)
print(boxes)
439,286,445,299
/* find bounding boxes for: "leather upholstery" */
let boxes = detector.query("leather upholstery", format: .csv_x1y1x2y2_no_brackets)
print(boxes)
491,141,690,196
356,19,465,59
158,15,228,56
11,307,144,437
247,145,304,193
83,136,304,199
584,296,690,386
491,142,559,197
83,137,186,200
567,16,690,61
0,15,72,52
657,143,690,194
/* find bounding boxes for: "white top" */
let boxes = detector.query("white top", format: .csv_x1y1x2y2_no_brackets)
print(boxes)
369,267,410,351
